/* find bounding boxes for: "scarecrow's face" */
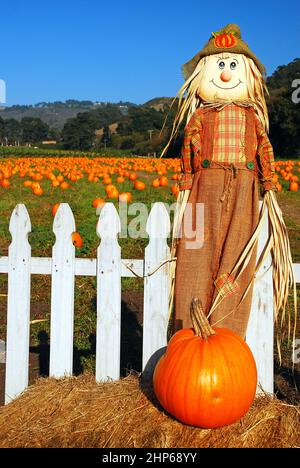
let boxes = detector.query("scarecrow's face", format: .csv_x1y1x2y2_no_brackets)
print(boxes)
198,53,248,101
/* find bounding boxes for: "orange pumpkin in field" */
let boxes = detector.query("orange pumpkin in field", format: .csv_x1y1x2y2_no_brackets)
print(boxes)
289,181,299,192
152,178,160,188
103,176,112,185
107,187,119,199
60,181,70,190
1,179,10,188
52,203,60,216
33,187,44,196
171,185,179,198
92,198,105,209
159,176,168,187
129,172,138,181
153,298,257,429
105,184,116,194
134,180,146,191
72,232,83,248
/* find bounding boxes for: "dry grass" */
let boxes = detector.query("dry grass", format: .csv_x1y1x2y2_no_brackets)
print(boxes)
0,373,299,448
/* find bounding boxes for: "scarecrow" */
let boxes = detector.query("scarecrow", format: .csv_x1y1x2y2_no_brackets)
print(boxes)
166,24,296,342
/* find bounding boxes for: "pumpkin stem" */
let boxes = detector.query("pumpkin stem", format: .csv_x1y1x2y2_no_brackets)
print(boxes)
191,298,216,339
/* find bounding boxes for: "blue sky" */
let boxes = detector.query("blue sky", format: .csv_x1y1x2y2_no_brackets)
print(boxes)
1,0,299,105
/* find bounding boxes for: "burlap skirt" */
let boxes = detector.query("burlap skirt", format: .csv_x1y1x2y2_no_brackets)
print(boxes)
174,166,260,338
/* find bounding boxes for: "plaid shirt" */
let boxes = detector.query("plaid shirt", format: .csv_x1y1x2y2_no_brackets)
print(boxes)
179,104,275,192
212,104,246,163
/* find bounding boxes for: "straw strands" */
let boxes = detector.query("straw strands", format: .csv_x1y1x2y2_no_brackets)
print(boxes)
0,374,299,448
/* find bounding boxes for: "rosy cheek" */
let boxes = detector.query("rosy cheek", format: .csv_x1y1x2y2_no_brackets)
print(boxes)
220,71,232,82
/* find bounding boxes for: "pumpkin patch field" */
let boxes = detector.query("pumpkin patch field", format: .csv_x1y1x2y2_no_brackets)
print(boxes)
0,154,299,448
0,155,182,257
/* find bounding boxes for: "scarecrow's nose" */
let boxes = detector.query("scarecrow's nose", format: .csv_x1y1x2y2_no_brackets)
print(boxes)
220,71,232,82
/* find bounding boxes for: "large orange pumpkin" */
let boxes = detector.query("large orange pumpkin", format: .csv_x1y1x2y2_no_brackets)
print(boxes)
153,298,257,429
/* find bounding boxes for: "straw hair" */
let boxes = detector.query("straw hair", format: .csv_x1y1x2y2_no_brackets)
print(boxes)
161,53,269,157
243,55,269,132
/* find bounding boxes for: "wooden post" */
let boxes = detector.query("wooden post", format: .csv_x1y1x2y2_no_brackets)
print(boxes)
96,203,121,381
143,203,170,379
49,204,76,378
246,202,274,394
5,204,31,404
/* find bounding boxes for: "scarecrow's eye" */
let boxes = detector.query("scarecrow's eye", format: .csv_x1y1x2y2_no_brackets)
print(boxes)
218,61,225,69
230,61,237,70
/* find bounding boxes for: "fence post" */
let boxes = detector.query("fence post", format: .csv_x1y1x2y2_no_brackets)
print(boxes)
246,203,274,394
96,203,121,381
143,203,170,379
49,203,76,378
5,204,31,404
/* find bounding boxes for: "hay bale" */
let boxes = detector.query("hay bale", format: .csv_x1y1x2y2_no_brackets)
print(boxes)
0,374,299,448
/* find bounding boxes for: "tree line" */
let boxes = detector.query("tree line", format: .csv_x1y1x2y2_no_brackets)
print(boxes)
0,117,53,146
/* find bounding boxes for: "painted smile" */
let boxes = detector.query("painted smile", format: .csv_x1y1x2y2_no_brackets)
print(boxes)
210,79,242,90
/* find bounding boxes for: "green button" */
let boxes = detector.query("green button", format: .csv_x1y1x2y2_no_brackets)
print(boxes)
247,161,254,170
202,159,210,168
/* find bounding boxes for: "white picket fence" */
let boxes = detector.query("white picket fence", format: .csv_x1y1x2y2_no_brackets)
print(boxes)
0,202,299,405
